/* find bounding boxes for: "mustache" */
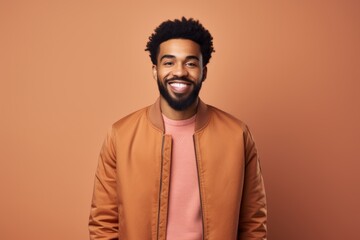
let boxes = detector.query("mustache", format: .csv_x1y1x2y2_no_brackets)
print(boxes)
164,77,194,84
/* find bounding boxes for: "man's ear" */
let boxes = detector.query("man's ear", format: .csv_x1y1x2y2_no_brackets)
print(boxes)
152,65,157,81
202,66,207,82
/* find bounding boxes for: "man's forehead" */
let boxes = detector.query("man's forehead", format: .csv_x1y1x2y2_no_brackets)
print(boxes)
158,39,202,59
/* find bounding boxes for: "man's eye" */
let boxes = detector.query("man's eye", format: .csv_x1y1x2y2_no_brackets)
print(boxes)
186,62,197,67
163,62,173,66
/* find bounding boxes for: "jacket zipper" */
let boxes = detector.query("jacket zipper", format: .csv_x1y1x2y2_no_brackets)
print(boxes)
158,135,204,239
193,136,205,240
157,135,165,240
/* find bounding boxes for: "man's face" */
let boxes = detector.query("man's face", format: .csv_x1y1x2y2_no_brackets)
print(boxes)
153,39,207,111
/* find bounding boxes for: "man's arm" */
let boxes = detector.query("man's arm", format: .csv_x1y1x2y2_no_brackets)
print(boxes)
89,128,119,240
238,126,267,240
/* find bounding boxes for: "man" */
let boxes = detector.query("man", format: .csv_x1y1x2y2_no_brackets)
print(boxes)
89,17,267,240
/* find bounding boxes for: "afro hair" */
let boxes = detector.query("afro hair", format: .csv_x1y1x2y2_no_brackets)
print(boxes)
145,17,214,66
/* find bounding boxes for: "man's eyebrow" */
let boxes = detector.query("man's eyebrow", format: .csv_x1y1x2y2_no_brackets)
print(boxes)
160,55,175,61
159,55,200,61
185,56,200,61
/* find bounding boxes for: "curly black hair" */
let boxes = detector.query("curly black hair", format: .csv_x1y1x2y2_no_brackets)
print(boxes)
145,17,215,66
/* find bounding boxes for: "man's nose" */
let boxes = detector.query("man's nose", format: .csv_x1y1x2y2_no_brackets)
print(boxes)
172,64,188,77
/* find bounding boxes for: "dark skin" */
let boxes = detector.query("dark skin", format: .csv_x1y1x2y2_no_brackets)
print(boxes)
152,39,207,120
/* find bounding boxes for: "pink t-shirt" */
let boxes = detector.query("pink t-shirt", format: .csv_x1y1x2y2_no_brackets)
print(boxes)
163,114,202,240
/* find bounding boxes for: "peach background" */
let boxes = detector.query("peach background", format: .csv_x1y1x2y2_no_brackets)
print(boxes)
1,0,359,239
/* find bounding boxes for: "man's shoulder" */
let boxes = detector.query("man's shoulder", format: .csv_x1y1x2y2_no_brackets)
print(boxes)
111,105,151,130
206,104,249,132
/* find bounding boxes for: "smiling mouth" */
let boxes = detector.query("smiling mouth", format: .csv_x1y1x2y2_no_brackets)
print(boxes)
170,82,188,88
167,80,192,94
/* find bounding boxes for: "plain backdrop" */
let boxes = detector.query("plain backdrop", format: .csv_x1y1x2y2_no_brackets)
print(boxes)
1,0,359,239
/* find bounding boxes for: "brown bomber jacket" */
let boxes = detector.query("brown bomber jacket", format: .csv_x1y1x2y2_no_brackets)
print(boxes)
89,98,267,240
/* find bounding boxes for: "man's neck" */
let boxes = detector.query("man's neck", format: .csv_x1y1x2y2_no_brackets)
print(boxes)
160,97,198,120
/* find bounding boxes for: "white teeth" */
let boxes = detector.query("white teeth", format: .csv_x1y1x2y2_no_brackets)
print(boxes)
170,83,187,88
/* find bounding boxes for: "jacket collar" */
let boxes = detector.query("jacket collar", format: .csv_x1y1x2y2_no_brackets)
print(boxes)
148,97,210,133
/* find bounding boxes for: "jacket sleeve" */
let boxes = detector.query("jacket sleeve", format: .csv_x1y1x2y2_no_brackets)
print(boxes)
89,128,119,240
238,126,267,240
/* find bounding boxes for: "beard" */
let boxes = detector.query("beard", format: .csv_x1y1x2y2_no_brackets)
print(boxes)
157,76,203,111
